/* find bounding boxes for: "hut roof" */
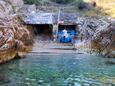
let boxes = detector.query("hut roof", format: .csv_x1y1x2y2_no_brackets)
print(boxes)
23,12,77,25
24,12,53,24
59,12,77,24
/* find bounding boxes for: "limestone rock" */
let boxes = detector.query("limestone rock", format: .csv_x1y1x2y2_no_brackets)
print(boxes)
9,0,24,6
0,0,14,16
77,16,109,40
92,22,115,58
0,15,33,63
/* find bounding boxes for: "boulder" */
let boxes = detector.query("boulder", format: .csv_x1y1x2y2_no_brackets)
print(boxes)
0,15,33,63
77,16,109,40
9,0,24,6
77,16,115,58
0,0,14,16
92,22,115,58
17,4,36,14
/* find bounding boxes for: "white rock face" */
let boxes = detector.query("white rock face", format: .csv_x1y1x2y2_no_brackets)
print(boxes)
0,0,13,16
0,0,24,17
9,0,24,6
77,17,109,40
0,15,33,63
92,22,115,58
17,4,36,14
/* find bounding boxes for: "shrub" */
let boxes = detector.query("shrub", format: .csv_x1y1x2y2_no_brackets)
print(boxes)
23,0,40,5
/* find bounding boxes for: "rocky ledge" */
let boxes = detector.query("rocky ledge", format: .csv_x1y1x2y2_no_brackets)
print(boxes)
0,15,33,63
92,22,115,58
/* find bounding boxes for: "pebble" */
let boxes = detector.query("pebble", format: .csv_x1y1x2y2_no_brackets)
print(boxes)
74,78,81,82
74,82,81,86
38,80,44,83
84,83,90,86
25,78,30,81
31,79,36,81
25,82,30,85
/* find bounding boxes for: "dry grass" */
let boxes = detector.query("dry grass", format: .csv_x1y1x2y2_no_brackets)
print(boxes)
97,0,115,18
85,0,115,18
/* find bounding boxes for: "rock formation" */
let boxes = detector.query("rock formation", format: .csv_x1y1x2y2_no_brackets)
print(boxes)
0,0,33,63
92,22,115,58
77,16,109,40
0,15,33,63
77,16,115,57
9,0,24,6
0,0,14,16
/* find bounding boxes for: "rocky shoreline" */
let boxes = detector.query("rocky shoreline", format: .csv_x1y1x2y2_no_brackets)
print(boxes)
0,15,33,63
77,16,115,58
91,22,115,58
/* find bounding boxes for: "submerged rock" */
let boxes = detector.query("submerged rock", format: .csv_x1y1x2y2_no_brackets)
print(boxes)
105,61,115,65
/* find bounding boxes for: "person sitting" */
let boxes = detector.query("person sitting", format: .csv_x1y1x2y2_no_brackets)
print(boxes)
62,29,68,38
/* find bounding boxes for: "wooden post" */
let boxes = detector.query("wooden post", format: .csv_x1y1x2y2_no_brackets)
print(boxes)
56,9,61,40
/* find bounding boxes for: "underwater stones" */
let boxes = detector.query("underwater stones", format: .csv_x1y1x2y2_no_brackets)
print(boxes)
24,78,45,85
65,76,102,86
109,51,115,58
24,78,37,85
25,82,30,85
38,80,44,84
105,60,115,65
103,51,115,58
0,75,10,84
25,78,31,81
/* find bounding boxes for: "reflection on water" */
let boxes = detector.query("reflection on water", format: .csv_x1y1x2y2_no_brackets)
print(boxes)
0,54,115,86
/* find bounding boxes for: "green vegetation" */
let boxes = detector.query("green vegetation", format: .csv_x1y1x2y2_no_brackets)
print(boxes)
23,0,82,5
23,0,40,5
96,0,115,18
23,0,115,17
85,0,115,17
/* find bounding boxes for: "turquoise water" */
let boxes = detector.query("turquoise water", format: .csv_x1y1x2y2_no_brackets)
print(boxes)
0,54,115,86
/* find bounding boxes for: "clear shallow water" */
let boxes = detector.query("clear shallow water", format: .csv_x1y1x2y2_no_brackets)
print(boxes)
0,54,115,86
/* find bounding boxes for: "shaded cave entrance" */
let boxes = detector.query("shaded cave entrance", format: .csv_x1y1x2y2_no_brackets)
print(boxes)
33,24,53,40
57,24,79,43
58,24,78,33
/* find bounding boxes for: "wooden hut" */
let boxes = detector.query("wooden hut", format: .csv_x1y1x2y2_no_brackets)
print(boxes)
58,12,79,33
23,12,54,39
23,11,79,41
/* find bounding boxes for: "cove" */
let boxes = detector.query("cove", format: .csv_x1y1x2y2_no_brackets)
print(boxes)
0,53,115,86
